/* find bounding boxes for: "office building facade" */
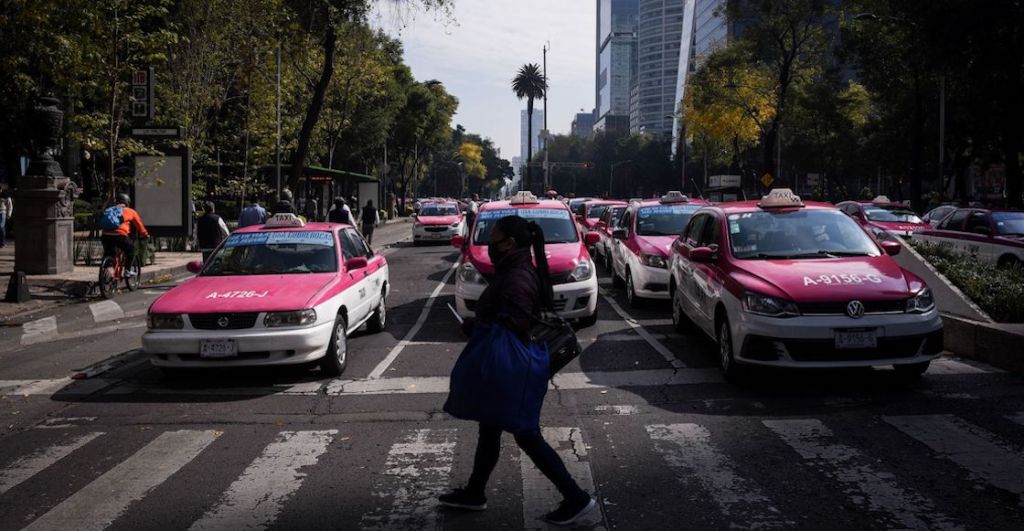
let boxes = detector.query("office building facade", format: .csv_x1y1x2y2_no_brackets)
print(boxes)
571,112,596,139
635,0,689,136
520,109,544,164
596,0,639,126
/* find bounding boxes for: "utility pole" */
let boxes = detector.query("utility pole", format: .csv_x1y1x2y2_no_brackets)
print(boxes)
543,42,550,192
275,43,282,200
939,74,946,199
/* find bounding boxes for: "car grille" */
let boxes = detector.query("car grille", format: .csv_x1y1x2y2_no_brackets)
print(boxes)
797,300,906,315
425,226,448,232
742,331,943,362
550,272,573,285
552,299,568,312
188,313,260,330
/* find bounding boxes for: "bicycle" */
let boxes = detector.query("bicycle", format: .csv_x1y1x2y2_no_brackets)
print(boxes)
98,246,141,299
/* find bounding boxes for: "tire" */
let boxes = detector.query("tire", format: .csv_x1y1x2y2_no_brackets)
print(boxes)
576,311,598,328
125,255,142,292
604,250,613,273
98,257,118,299
894,361,930,379
319,315,349,377
717,316,744,381
366,294,387,333
626,270,644,308
997,255,1021,270
611,261,625,288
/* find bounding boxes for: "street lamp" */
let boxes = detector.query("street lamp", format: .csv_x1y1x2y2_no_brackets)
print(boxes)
610,160,632,197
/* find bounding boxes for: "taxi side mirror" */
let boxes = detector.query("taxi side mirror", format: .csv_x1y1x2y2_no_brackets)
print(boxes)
451,234,465,249
880,240,902,256
345,257,368,270
584,232,601,246
186,260,203,274
689,246,715,263
612,228,627,240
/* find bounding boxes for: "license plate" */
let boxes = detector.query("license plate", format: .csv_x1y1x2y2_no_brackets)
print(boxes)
834,329,877,350
200,339,237,358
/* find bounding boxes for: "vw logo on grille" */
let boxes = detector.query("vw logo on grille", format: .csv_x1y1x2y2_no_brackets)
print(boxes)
217,316,230,328
846,300,865,319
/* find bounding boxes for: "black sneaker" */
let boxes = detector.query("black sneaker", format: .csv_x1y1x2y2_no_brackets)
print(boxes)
438,488,487,511
544,494,596,526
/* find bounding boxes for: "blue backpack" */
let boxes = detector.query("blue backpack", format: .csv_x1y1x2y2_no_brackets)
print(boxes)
99,206,124,230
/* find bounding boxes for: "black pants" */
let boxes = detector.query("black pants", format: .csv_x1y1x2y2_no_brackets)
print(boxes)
466,423,585,500
101,234,135,265
361,224,375,245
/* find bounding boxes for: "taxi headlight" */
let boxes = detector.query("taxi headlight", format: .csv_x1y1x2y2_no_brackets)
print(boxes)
147,313,183,330
264,309,317,328
742,292,800,318
450,222,460,228
568,259,594,282
458,262,488,285
642,254,667,269
906,288,935,313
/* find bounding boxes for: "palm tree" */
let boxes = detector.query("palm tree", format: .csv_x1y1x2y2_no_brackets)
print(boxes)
511,63,548,192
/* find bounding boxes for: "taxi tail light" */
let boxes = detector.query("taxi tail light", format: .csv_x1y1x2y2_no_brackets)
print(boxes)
906,288,935,313
742,292,800,318
264,309,317,328
147,313,184,330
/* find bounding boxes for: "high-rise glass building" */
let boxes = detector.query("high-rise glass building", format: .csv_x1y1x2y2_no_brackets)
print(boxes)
595,0,639,131
520,109,544,164
634,0,688,135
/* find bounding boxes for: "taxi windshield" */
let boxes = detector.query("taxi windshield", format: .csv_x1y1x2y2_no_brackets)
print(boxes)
588,205,610,219
472,208,579,244
865,207,923,224
636,204,701,236
202,231,338,275
420,205,458,216
993,212,1024,235
729,210,881,259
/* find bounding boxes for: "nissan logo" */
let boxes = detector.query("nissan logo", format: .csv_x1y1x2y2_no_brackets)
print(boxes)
846,300,865,319
217,316,230,328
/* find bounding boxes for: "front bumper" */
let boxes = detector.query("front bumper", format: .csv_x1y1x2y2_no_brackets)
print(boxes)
456,275,599,320
413,224,460,241
631,264,670,299
732,309,944,368
143,321,335,368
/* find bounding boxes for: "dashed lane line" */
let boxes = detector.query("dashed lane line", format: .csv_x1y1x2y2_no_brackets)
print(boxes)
599,290,686,369
89,300,125,323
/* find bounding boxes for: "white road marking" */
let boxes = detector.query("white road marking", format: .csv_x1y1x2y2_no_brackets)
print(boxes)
884,414,1024,501
520,427,605,530
189,430,337,531
367,262,458,379
360,428,457,530
763,419,961,530
927,358,997,374
0,432,104,495
594,405,638,415
600,292,686,368
647,423,790,528
15,321,146,347
89,300,125,322
38,417,99,429
23,430,219,531
21,316,57,345
0,378,116,396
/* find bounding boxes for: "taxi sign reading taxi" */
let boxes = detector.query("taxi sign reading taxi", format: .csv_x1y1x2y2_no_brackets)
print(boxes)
265,213,305,228
760,173,775,188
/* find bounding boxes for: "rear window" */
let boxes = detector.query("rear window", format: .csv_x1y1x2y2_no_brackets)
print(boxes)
993,212,1024,236
420,205,459,216
588,205,610,219
865,207,923,224
636,204,702,236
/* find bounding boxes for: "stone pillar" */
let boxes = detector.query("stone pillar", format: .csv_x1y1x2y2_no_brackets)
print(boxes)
13,95,78,274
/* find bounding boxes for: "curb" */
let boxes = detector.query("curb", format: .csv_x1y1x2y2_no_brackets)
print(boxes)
27,260,193,299
941,313,1024,374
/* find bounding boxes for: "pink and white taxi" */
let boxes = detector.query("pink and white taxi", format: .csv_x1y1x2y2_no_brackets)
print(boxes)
453,191,600,326
609,192,708,307
413,200,464,245
837,197,930,238
143,213,389,376
914,207,1024,268
670,190,943,379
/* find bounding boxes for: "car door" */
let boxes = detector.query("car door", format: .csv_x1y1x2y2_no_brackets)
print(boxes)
675,214,708,324
612,209,633,278
350,228,387,300
692,213,724,333
963,211,995,263
338,229,374,326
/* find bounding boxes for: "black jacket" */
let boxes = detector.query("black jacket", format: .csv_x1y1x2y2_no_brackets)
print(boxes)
327,207,352,225
475,247,541,338
196,213,226,249
272,200,296,215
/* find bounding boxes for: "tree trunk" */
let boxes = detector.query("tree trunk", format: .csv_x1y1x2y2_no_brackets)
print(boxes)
288,26,338,192
910,75,924,213
526,98,533,192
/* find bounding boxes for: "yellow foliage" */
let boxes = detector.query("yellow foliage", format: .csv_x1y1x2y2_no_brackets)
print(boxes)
458,142,486,180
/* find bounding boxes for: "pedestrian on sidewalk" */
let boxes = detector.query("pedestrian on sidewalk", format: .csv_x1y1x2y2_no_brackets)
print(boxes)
272,189,297,216
361,200,380,245
238,197,267,228
327,197,353,225
0,186,11,248
439,216,596,526
305,196,320,222
197,201,229,262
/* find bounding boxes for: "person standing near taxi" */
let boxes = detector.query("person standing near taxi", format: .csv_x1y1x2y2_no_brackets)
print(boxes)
360,200,380,245
197,201,229,262
238,197,267,228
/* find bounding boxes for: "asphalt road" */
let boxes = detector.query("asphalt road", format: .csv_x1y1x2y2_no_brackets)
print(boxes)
1,221,1023,530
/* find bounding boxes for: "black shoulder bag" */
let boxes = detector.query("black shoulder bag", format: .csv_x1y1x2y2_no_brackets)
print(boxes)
529,312,582,378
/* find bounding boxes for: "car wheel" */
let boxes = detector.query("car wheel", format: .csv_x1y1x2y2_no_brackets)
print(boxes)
894,361,930,379
997,255,1021,270
604,251,613,273
626,270,643,308
612,263,625,288
366,294,387,333
320,315,348,377
717,316,743,381
576,311,598,328
672,291,692,332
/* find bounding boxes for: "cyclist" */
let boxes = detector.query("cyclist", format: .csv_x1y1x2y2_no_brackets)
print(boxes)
100,193,149,276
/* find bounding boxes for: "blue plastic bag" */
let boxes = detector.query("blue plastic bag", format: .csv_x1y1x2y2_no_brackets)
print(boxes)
444,323,550,433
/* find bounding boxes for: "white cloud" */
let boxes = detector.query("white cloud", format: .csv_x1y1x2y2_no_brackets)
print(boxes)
372,0,596,159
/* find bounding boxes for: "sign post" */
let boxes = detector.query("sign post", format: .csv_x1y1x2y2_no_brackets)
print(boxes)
131,68,155,121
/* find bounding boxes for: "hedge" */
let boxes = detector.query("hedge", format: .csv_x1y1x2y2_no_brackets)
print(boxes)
912,241,1024,323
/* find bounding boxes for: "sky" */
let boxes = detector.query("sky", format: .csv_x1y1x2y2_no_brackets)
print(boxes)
371,0,596,161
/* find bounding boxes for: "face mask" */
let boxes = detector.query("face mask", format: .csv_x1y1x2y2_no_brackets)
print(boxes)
488,236,511,264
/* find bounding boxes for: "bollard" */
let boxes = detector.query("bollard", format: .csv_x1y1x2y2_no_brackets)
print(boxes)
5,271,31,303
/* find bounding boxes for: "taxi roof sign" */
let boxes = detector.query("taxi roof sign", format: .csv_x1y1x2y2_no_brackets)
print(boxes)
758,188,804,209
264,213,306,228
872,195,892,205
660,191,689,204
510,191,540,205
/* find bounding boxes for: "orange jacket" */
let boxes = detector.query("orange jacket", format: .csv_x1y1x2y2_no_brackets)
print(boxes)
103,206,149,238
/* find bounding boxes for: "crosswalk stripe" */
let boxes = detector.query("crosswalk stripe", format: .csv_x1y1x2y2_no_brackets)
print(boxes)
927,358,997,374
0,432,104,495
647,423,791,528
23,430,219,531
189,430,337,531
520,427,606,530
89,300,125,323
0,378,116,397
359,428,457,530
20,316,57,345
763,419,961,530
884,414,1024,500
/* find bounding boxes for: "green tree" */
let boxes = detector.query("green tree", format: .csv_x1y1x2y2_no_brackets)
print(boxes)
511,63,547,192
